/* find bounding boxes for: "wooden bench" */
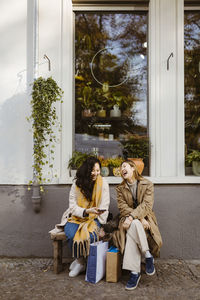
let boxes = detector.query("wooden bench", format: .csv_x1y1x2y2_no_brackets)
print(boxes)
50,231,66,274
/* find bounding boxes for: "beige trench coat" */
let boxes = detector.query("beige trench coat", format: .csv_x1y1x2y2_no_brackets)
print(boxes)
112,178,163,257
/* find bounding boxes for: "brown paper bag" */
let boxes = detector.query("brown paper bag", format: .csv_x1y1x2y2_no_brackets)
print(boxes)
106,248,122,282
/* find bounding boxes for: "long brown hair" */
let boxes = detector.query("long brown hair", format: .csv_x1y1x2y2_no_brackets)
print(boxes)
75,156,101,201
121,159,143,181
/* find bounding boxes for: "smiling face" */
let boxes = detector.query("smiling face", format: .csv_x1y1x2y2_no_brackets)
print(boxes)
91,162,101,181
121,162,135,183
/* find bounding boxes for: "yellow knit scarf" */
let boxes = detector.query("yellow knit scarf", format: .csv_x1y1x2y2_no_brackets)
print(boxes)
68,175,103,258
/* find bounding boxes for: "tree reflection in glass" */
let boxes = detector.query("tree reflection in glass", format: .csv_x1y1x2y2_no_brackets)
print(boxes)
75,12,149,175
185,11,200,174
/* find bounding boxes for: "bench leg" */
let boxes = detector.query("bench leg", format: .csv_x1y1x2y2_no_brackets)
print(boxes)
53,240,63,274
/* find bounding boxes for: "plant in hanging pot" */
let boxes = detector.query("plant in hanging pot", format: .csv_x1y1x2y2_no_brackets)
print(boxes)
27,77,63,191
186,150,200,176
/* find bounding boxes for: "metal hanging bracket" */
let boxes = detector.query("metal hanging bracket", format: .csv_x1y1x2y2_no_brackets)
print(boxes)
167,52,173,70
44,54,51,71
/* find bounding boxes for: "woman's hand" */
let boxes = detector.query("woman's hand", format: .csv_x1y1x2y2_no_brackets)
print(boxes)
86,207,106,215
140,218,150,230
85,207,99,215
122,216,133,230
99,227,105,238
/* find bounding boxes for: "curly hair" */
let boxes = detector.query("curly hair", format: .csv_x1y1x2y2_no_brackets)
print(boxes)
75,156,101,201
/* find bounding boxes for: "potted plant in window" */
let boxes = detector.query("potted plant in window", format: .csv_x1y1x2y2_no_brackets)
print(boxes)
77,82,95,117
94,87,108,118
98,157,109,177
109,93,123,117
110,104,121,118
107,157,123,176
68,151,91,177
186,150,200,176
122,135,149,175
109,92,134,117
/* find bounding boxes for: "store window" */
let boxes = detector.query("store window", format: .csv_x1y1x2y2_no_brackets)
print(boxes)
184,10,200,175
74,11,149,175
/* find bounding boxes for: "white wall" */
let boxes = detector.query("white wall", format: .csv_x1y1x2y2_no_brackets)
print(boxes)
0,0,73,184
0,0,33,184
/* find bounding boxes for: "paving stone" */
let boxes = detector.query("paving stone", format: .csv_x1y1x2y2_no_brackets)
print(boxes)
0,258,199,300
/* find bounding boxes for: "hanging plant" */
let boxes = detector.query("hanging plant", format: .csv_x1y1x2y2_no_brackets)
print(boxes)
27,77,63,189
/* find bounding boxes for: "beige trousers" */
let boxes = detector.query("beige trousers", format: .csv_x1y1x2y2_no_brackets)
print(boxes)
122,219,149,273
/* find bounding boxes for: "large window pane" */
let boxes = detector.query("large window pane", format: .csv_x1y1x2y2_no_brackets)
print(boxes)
75,12,149,175
185,11,200,175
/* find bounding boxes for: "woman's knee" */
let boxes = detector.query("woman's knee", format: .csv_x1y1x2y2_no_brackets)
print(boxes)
64,222,79,239
131,219,141,228
127,219,142,234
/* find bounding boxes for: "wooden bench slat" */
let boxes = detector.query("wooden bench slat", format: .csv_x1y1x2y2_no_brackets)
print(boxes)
50,231,66,241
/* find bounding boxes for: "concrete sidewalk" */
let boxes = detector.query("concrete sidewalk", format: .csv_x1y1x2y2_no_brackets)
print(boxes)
0,258,199,300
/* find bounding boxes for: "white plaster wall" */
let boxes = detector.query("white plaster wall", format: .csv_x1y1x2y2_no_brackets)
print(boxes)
0,0,73,184
0,0,33,184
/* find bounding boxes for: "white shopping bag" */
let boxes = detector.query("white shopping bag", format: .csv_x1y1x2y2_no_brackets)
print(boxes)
85,241,108,284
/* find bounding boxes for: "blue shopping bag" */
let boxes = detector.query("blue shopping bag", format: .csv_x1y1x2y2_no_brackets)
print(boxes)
85,241,108,284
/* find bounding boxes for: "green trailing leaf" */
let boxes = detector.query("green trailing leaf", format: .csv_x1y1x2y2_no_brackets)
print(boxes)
28,77,63,187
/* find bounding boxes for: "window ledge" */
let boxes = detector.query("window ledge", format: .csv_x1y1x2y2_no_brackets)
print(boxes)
148,176,200,184
60,176,200,185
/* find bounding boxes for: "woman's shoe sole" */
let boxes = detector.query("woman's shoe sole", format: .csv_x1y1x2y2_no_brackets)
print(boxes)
146,268,156,276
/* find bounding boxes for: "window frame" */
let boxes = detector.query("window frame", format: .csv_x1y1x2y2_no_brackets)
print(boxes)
59,0,200,184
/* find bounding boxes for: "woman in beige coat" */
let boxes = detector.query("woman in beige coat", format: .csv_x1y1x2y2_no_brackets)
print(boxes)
112,159,162,290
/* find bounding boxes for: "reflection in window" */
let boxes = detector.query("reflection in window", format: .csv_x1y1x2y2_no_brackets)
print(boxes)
185,11,200,175
75,12,149,175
